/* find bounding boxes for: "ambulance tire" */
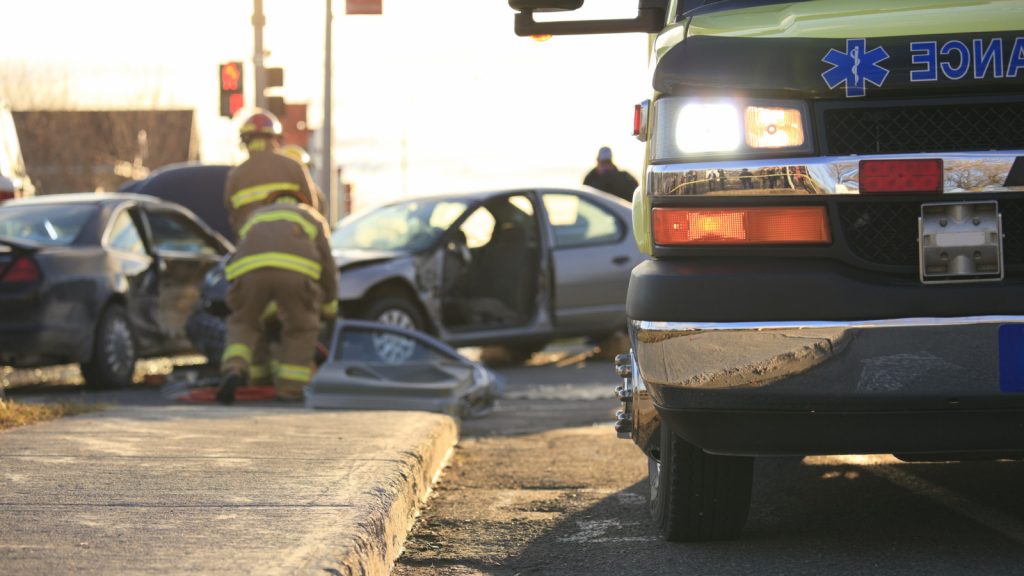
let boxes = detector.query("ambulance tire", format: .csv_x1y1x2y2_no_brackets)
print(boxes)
649,424,753,542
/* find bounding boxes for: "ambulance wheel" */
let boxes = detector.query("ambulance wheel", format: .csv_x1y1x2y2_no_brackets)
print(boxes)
649,424,753,542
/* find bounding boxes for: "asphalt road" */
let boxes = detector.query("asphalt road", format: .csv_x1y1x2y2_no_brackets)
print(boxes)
394,349,1024,576
8,347,1024,575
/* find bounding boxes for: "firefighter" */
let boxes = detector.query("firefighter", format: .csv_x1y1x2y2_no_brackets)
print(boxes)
216,189,339,404
223,109,320,234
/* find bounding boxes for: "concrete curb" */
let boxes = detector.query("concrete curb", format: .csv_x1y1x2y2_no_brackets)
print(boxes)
0,406,459,576
294,412,458,575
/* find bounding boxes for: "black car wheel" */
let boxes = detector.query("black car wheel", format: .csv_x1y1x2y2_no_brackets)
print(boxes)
81,304,137,389
649,423,754,542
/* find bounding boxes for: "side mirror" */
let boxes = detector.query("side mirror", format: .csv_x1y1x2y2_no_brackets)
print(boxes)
510,0,666,36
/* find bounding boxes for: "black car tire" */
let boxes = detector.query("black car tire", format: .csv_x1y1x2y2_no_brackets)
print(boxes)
81,304,137,389
363,297,425,333
649,424,753,542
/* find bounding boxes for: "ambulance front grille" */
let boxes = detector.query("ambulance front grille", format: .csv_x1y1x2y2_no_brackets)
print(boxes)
838,198,1024,269
823,101,1024,156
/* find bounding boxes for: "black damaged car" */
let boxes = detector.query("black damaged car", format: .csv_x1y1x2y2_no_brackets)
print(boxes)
0,193,231,388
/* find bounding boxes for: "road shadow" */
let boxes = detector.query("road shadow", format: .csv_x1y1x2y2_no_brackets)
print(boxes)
462,346,620,437
495,456,1024,575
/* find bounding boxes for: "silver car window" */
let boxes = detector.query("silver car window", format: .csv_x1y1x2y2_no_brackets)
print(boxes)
542,193,623,248
332,199,470,252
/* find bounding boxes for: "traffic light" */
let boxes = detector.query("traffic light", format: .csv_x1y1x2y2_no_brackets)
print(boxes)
264,67,286,118
219,62,244,118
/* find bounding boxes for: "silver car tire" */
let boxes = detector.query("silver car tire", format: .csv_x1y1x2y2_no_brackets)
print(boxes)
363,297,425,364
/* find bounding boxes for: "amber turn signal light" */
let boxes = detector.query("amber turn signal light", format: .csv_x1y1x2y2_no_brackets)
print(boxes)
652,206,831,245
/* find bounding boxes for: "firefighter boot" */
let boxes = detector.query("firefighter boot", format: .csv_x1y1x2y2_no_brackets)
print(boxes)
217,371,246,405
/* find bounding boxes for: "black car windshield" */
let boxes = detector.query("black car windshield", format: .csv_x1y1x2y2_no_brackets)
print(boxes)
332,198,470,252
0,204,96,246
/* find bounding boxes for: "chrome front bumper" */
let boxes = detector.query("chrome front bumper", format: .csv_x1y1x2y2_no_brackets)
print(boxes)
633,316,1024,397
624,316,1024,456
648,151,1024,197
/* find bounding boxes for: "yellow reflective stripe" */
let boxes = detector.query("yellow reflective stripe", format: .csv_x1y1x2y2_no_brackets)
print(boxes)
249,364,270,379
277,363,312,383
238,210,318,241
222,343,252,364
230,182,301,209
225,252,322,281
260,300,279,321
321,300,338,316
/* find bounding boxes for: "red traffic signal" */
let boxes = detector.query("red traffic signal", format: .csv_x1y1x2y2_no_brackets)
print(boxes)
219,62,244,118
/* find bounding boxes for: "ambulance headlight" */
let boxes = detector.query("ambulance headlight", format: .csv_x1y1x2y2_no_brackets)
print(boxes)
652,97,811,161
675,103,742,153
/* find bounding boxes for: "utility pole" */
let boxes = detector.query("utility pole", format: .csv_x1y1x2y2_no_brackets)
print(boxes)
322,0,336,223
253,0,267,109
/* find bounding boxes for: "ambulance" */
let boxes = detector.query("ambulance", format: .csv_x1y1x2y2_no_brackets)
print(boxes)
509,0,1024,541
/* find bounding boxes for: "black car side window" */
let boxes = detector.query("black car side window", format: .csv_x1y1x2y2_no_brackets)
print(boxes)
107,209,147,255
146,210,220,256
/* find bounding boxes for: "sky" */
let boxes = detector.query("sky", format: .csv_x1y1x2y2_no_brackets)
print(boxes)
1,0,651,212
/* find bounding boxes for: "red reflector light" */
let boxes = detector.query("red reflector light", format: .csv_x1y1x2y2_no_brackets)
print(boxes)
0,190,14,202
653,207,831,245
633,104,642,137
859,159,943,194
2,257,41,283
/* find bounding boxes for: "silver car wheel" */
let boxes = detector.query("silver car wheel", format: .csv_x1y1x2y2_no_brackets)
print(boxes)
373,307,417,364
377,307,416,329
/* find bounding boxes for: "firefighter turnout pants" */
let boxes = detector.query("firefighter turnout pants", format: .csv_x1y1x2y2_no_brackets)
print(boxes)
221,268,322,400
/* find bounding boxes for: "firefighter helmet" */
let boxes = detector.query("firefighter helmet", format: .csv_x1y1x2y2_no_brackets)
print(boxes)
279,144,311,167
239,109,283,143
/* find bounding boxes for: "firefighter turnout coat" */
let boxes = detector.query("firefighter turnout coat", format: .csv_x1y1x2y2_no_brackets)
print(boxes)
220,202,338,399
223,149,321,234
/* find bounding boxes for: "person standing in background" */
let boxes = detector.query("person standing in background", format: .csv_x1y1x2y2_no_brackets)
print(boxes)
583,146,638,202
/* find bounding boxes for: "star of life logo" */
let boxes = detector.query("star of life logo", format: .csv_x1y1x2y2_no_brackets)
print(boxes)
822,39,891,98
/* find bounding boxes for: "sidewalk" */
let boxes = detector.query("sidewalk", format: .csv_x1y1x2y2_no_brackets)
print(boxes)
0,405,458,575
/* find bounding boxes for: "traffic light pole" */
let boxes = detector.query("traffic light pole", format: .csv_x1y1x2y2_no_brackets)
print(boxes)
322,0,336,224
253,0,267,110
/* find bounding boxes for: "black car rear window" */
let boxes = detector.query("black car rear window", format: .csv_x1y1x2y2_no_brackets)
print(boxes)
0,204,96,246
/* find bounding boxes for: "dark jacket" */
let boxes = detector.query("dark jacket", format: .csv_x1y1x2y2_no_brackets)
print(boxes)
584,166,638,201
